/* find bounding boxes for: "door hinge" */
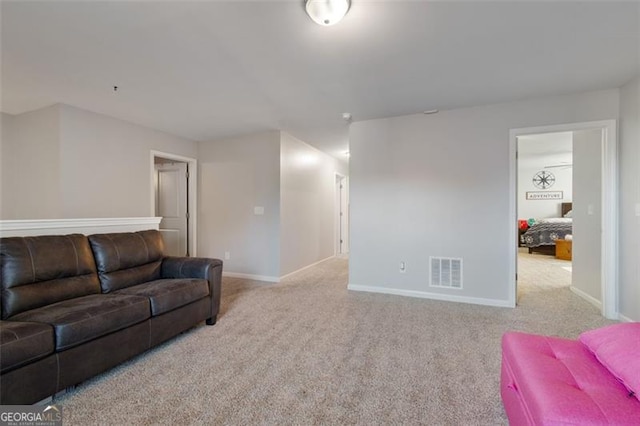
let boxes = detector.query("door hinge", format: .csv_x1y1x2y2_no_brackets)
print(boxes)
185,171,190,179
186,212,190,219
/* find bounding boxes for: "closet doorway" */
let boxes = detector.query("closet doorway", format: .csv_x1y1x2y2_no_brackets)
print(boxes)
150,151,198,257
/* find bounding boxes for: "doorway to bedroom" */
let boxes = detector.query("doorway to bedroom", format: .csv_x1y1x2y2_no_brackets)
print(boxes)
516,132,575,298
510,120,618,319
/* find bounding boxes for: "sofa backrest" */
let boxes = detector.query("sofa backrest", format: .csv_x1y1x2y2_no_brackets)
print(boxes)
0,234,101,319
88,230,165,293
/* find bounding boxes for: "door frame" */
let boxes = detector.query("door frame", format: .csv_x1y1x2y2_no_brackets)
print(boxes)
508,120,618,319
335,172,349,255
150,151,198,256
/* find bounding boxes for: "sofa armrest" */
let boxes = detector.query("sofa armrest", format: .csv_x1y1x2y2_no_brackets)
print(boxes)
161,257,223,325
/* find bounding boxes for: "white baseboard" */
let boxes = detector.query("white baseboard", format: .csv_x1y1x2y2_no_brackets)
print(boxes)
279,256,334,280
347,284,513,308
223,256,335,283
223,272,279,283
618,313,635,323
569,286,602,310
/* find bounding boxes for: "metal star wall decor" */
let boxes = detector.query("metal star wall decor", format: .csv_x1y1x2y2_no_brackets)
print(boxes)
532,171,555,189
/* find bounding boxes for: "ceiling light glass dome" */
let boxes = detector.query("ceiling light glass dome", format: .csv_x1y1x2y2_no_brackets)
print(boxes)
305,0,350,26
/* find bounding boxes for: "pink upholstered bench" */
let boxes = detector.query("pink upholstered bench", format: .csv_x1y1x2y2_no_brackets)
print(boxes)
501,323,640,425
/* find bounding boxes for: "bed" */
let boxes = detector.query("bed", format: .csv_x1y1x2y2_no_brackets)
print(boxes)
523,202,572,256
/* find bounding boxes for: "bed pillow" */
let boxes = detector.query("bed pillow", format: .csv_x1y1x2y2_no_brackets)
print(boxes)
564,209,573,218
579,323,640,400
538,218,572,224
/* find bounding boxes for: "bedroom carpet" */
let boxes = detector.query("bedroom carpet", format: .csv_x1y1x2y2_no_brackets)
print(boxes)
517,248,572,300
56,257,612,425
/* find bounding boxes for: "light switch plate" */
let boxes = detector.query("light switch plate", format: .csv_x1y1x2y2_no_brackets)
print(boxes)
635,203,640,217
254,206,264,215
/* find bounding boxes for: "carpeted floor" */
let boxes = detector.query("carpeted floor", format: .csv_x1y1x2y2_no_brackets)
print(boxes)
56,256,614,425
517,247,572,299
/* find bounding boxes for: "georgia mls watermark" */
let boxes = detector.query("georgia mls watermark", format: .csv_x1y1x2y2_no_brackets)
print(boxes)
0,405,62,426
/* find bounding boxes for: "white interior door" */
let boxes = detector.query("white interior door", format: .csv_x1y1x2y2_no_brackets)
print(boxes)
336,175,350,254
155,162,188,256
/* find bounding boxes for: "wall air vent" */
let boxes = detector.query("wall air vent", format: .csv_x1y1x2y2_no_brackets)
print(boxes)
430,257,463,289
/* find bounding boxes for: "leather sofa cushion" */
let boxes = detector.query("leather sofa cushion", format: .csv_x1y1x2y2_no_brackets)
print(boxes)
0,321,54,373
10,294,150,351
1,234,100,319
114,279,209,315
89,230,164,293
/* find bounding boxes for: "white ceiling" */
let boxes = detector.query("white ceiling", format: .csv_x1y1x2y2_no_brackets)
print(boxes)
2,1,638,160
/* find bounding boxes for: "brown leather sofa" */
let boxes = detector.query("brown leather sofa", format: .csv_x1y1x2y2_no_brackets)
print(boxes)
0,230,222,405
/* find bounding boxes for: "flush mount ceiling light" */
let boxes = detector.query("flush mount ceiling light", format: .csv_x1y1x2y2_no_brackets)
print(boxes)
305,0,350,26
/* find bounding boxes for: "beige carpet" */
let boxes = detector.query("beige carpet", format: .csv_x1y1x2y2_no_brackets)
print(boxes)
56,257,613,425
517,247,572,299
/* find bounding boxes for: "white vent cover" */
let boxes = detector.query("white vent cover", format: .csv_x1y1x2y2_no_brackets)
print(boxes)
430,257,463,289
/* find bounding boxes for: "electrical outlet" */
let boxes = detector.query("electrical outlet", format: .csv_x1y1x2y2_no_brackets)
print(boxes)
224,251,230,260
399,261,406,274
635,202,640,217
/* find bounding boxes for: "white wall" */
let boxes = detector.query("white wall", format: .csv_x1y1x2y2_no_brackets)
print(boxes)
1,113,14,217
1,104,197,220
571,129,602,303
280,132,347,276
3,104,347,282
198,131,347,280
0,115,4,216
518,151,573,220
197,131,281,279
1,107,61,219
349,89,619,306
619,75,640,321
58,104,197,217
